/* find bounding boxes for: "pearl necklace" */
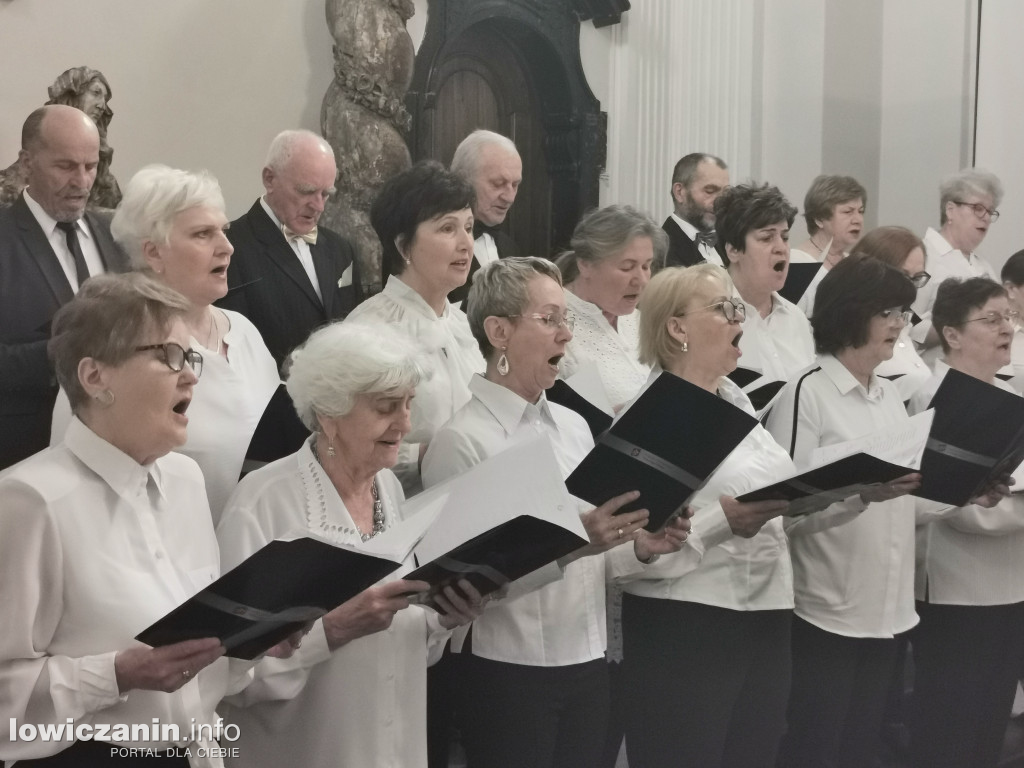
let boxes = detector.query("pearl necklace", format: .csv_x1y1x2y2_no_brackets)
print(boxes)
309,439,385,541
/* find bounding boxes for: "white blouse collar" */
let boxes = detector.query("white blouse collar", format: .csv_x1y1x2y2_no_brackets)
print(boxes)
64,416,166,501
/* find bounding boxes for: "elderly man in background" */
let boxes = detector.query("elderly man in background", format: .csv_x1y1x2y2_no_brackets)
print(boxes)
662,152,730,268
0,104,127,470
218,129,362,461
911,168,1004,360
448,129,523,305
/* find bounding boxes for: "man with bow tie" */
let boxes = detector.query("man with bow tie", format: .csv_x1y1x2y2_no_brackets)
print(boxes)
662,152,729,268
219,130,362,461
0,105,128,469
447,129,522,306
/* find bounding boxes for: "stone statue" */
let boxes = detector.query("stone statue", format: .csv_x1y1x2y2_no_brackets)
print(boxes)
0,66,122,210
320,0,415,294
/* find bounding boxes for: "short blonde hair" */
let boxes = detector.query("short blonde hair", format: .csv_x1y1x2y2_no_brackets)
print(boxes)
638,264,734,369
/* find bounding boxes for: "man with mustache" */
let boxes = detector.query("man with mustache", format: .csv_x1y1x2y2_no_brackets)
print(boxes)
0,105,127,469
447,129,523,306
662,152,729,269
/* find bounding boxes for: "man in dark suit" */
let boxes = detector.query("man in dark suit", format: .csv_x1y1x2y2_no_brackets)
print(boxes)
0,105,128,469
448,130,522,306
218,129,361,459
662,153,729,269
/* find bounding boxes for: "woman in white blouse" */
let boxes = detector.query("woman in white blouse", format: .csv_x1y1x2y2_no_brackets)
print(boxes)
907,277,1021,768
766,255,923,768
1001,250,1024,381
556,204,666,409
52,166,281,523
0,273,250,767
717,183,815,386
216,321,482,768
346,160,485,496
852,226,933,402
422,257,688,768
619,264,796,768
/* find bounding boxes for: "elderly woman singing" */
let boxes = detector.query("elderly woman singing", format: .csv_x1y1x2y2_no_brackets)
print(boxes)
422,256,688,768
216,321,483,768
0,273,253,768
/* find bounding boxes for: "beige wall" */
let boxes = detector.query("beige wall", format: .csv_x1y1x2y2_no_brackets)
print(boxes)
0,0,992,247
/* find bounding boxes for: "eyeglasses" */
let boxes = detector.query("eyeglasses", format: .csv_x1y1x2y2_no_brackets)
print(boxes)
907,271,931,289
878,307,914,326
963,310,1019,328
508,311,575,332
679,298,746,324
951,200,1000,221
134,343,204,379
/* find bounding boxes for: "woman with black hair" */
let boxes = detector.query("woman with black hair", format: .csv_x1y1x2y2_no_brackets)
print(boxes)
766,254,922,768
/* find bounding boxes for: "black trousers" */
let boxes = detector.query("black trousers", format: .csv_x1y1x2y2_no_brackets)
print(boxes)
459,655,610,768
777,615,898,768
622,594,792,768
10,740,190,767
908,600,1024,768
426,641,461,768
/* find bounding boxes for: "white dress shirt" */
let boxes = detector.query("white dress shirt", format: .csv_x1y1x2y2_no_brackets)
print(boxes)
789,241,833,318
911,228,999,358
670,213,722,266
616,370,796,610
908,362,1024,605
473,232,501,269
765,354,918,638
346,276,485,494
259,197,322,301
23,189,106,291
217,441,449,768
874,322,932,402
560,290,650,409
50,309,281,523
0,418,243,767
736,293,816,383
422,375,646,667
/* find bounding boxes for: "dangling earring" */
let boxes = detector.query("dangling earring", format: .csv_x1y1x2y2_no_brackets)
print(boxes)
497,347,510,376
327,436,336,457
681,340,688,353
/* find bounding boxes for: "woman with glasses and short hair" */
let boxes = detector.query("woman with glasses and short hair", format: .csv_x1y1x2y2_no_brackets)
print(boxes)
618,263,799,768
766,255,923,768
0,273,266,767
422,257,689,768
851,226,933,402
50,165,281,523
911,168,1004,360
906,277,1021,768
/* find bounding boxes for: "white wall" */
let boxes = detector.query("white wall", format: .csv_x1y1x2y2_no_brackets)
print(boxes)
0,0,987,245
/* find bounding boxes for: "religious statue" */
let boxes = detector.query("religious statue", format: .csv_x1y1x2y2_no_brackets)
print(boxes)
0,66,122,210
320,0,416,294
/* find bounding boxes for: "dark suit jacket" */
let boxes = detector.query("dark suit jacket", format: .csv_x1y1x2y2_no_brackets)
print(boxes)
448,225,522,306
218,200,363,369
662,217,706,269
217,201,363,462
0,193,128,468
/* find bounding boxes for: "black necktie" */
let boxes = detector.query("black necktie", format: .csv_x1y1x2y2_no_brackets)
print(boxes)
55,221,90,289
473,221,499,240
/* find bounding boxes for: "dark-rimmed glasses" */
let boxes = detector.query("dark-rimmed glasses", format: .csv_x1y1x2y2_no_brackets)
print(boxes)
134,343,204,379
507,311,575,332
951,200,1000,221
908,271,931,289
963,310,1019,328
679,298,746,324
878,307,913,326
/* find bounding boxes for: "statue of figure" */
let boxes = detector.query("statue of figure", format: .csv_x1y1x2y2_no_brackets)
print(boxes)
320,0,415,294
0,66,122,210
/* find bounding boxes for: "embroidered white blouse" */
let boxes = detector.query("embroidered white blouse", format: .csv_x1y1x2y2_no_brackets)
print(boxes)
346,276,485,494
216,440,449,768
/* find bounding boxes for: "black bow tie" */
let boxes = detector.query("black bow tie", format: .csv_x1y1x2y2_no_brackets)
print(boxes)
473,221,500,240
695,230,718,249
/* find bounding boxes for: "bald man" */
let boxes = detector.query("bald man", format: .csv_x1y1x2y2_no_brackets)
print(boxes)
0,105,127,469
218,129,362,460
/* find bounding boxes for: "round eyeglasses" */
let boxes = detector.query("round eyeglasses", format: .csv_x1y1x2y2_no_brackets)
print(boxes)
877,307,914,326
679,298,746,324
134,343,204,379
951,200,1000,221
